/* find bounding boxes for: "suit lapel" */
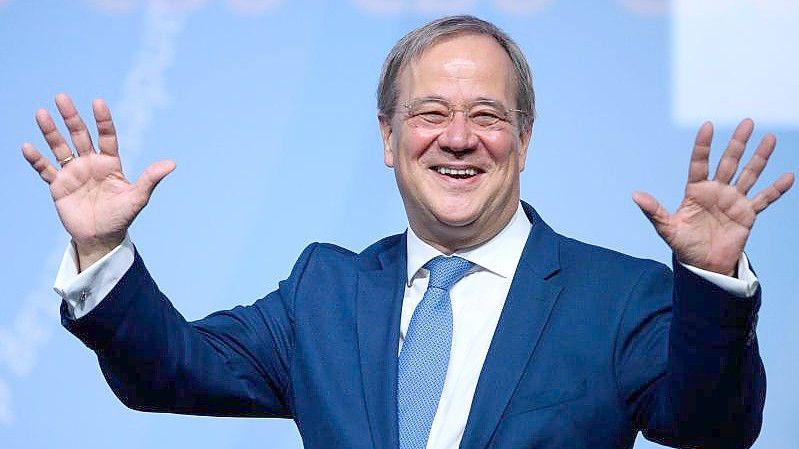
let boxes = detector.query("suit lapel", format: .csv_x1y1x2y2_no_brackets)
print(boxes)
356,234,406,449
459,204,563,449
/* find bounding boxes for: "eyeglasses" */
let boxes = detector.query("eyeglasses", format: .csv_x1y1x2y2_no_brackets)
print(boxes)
402,97,526,130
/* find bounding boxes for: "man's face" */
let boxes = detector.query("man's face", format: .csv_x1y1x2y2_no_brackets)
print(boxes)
380,34,531,253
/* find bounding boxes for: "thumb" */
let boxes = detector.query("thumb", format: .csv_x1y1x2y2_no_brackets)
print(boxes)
135,160,176,200
632,191,670,230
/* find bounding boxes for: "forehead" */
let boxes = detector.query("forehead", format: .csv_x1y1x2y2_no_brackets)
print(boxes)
399,34,516,104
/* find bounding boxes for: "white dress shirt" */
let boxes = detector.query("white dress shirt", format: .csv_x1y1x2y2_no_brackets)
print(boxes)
53,203,759,449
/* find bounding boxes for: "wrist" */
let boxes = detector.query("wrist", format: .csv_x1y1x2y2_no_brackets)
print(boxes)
74,237,123,272
677,256,737,278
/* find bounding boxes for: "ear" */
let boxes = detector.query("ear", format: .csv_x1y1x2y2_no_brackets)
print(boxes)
379,114,395,168
517,126,532,172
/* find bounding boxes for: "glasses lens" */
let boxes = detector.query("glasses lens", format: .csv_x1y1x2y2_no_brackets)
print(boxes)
407,100,450,126
468,103,506,127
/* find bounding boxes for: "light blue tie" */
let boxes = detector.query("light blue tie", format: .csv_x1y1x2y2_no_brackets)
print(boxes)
398,256,474,449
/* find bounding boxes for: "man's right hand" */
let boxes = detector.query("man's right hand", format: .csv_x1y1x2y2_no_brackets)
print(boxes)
22,93,175,271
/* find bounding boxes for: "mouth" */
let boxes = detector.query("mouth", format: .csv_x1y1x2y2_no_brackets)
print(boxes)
431,165,483,179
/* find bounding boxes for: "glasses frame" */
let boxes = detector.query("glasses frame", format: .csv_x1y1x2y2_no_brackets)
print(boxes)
401,97,527,130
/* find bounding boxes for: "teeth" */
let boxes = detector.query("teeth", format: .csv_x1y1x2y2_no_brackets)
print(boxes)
436,167,478,176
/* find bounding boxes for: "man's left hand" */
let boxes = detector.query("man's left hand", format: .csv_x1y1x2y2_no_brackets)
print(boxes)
633,119,794,276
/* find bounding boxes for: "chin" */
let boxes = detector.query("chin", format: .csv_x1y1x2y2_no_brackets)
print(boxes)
430,202,483,228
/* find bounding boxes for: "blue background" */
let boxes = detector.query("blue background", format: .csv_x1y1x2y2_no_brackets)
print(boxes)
1,1,796,448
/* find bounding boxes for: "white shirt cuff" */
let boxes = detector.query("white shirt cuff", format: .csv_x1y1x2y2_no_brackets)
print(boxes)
53,235,136,319
681,253,759,298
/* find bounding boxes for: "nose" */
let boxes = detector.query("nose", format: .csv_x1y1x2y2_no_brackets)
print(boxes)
436,111,479,155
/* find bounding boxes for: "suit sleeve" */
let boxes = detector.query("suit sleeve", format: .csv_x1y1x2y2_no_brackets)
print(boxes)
61,243,320,418
615,259,765,449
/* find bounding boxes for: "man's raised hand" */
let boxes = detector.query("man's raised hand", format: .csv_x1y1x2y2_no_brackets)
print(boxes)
22,93,175,271
632,119,794,276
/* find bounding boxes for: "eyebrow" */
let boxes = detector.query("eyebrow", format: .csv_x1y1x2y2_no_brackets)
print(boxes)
472,96,505,105
407,96,508,107
407,96,446,103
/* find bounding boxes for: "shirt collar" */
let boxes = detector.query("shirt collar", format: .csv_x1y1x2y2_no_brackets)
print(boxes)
405,203,533,286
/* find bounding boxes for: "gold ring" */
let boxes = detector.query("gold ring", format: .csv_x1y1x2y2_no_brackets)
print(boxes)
58,154,75,167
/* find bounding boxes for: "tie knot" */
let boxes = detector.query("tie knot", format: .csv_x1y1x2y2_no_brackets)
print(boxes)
424,256,474,291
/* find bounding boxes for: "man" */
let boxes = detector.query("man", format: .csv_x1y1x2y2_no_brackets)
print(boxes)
22,15,793,449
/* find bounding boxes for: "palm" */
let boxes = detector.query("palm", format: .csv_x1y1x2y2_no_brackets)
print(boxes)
23,94,174,260
50,153,141,246
633,119,794,275
660,181,753,274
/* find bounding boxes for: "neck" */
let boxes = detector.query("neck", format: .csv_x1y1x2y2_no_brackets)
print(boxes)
410,202,519,255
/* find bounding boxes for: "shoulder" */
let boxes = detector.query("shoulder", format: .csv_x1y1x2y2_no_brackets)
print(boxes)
291,232,405,275
535,224,672,299
521,201,668,281
277,234,404,310
558,234,669,276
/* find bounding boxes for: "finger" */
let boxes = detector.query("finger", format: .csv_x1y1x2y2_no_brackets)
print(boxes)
21,143,58,183
93,98,119,157
54,93,96,157
35,108,74,163
714,118,753,184
751,172,795,213
735,133,776,194
134,160,177,201
688,121,713,184
632,191,672,235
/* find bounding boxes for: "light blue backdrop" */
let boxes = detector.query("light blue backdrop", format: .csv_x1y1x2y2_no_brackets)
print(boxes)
1,1,796,448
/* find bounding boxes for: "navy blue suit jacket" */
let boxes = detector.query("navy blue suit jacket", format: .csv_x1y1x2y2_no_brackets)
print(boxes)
63,203,765,448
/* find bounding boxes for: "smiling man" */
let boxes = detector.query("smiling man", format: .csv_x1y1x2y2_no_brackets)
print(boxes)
380,32,530,255
23,15,793,449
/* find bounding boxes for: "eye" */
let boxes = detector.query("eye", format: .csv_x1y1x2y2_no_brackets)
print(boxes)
416,110,449,124
469,108,504,126
409,102,450,125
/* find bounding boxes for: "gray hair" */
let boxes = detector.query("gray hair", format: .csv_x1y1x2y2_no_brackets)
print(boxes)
377,15,535,133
